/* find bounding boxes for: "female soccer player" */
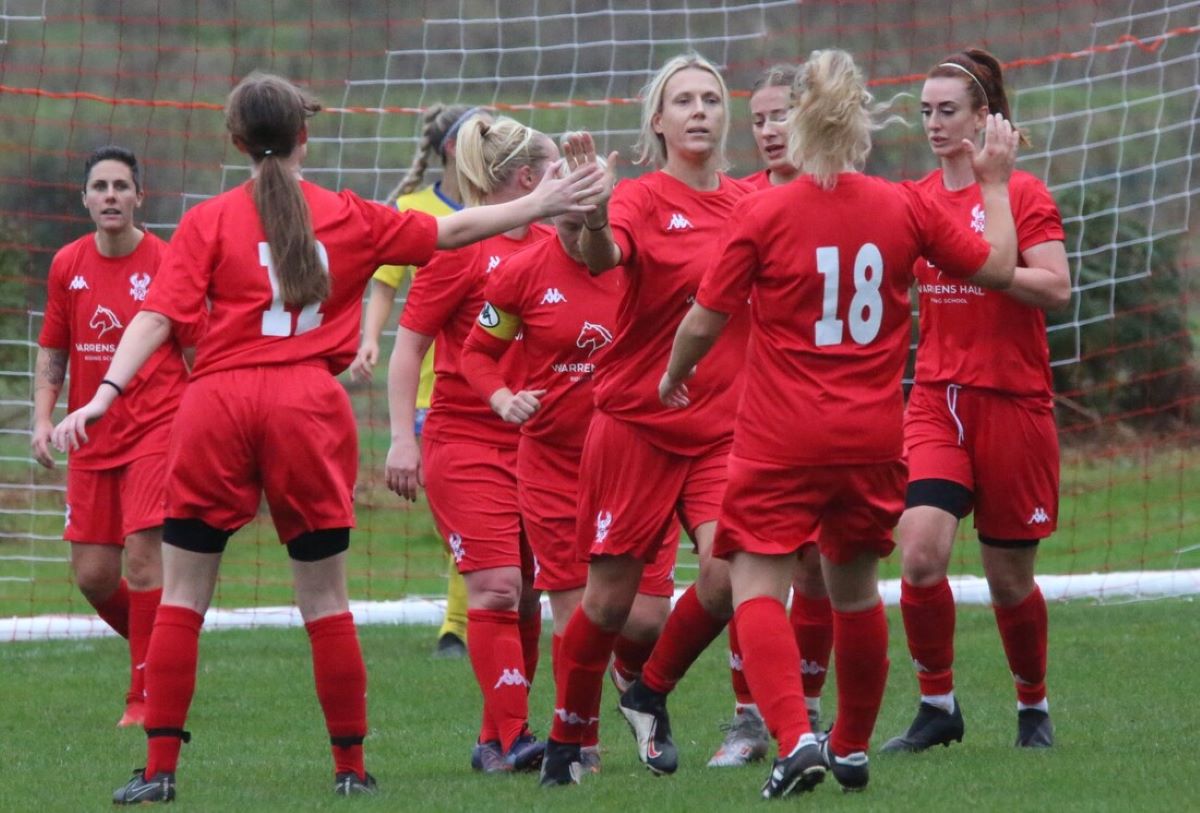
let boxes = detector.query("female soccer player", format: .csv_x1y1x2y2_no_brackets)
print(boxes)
709,63,835,770
53,72,602,804
539,53,755,785
882,49,1069,754
385,114,568,775
459,148,678,774
32,146,191,728
350,103,487,660
659,49,1019,798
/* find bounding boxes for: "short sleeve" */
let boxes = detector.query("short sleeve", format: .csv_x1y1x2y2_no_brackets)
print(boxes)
696,199,760,314
907,183,991,281
353,193,439,270
399,243,477,337
38,252,70,350
607,179,647,268
1013,175,1065,253
142,208,217,331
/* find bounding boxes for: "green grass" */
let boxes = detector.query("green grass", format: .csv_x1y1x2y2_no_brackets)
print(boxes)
0,600,1196,810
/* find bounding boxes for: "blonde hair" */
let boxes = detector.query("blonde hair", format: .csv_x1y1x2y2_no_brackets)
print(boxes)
385,103,490,205
633,53,730,170
225,71,327,306
787,49,903,190
454,115,554,207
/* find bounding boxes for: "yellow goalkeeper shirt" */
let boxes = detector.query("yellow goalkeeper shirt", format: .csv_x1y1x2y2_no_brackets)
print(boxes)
373,181,461,408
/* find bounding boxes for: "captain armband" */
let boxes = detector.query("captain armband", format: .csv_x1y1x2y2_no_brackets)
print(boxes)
476,302,521,341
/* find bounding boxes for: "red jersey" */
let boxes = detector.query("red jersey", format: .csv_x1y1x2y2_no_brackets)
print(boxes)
466,235,621,453
144,181,439,378
698,173,991,466
742,169,772,190
40,233,189,470
401,225,553,449
913,170,1064,397
593,170,754,455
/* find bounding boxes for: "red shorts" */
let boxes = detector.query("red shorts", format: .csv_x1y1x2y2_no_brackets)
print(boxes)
424,438,531,575
714,454,906,565
576,411,729,563
519,439,677,595
905,383,1059,540
64,454,166,544
166,366,357,545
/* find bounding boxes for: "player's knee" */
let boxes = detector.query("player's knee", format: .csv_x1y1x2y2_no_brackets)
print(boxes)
902,545,950,586
467,573,522,612
74,566,120,604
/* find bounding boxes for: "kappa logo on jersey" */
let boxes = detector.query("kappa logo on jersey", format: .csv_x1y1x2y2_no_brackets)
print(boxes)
1027,506,1051,525
576,321,613,356
477,303,501,329
485,255,501,274
970,203,986,234
129,272,151,302
89,304,123,337
593,510,614,547
540,287,567,305
68,275,89,291
666,212,693,231
493,668,530,690
448,532,465,564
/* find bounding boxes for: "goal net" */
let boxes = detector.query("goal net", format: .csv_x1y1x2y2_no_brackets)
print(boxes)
1,1,1196,638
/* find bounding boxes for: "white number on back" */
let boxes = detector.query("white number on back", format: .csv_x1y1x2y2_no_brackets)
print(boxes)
813,243,884,346
259,241,329,337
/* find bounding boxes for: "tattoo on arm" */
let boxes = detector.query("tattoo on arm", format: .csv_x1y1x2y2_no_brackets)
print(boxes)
36,349,67,389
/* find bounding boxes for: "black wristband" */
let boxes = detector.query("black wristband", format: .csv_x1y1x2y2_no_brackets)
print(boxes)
584,218,609,231
100,379,123,396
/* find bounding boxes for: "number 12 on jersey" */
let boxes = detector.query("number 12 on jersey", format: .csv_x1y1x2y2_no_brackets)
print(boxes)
259,241,330,337
814,243,884,346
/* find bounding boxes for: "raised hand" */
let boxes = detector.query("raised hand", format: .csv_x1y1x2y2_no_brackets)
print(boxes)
967,113,1019,188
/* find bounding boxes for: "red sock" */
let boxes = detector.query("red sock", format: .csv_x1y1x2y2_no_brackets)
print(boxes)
467,609,529,753
612,634,656,685
790,593,833,699
143,604,204,777
519,611,542,687
993,586,1048,706
641,584,728,695
127,587,162,705
829,602,889,756
550,607,618,745
734,597,809,754
726,618,754,705
306,612,368,779
899,579,955,696
93,578,130,639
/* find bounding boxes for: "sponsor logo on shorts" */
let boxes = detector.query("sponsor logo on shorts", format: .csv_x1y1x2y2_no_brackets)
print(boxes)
1026,506,1051,525
493,667,530,689
64,503,71,528
448,532,465,563
594,510,613,547
728,652,743,672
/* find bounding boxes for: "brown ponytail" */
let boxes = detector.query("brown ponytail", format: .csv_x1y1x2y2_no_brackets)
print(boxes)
930,49,1030,146
225,71,328,306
